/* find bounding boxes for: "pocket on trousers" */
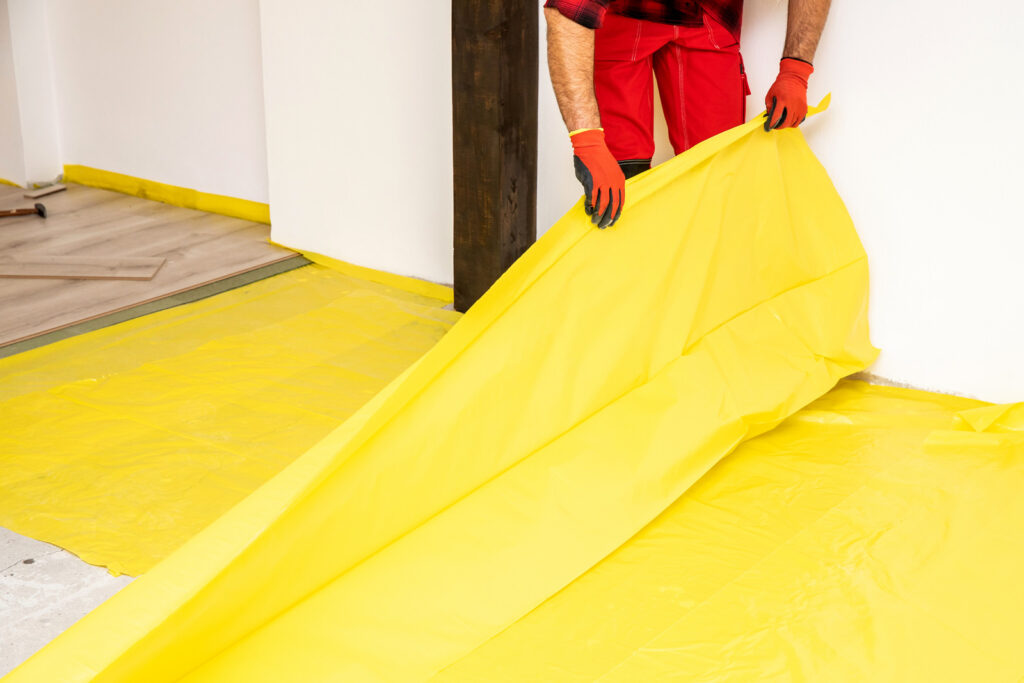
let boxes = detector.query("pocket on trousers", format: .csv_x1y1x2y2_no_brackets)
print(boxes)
702,11,739,50
595,13,644,62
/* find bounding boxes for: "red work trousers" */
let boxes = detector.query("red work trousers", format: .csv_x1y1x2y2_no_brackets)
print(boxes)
594,11,749,168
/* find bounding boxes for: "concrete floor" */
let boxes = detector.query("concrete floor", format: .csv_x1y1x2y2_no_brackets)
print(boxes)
0,527,133,677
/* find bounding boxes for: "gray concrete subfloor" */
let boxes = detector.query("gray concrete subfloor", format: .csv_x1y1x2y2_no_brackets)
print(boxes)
0,527,133,677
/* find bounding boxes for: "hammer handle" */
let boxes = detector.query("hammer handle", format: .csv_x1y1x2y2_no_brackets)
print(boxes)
0,208,40,218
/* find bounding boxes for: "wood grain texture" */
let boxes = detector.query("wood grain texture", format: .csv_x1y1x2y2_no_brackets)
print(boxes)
452,0,538,312
0,255,166,280
0,183,295,347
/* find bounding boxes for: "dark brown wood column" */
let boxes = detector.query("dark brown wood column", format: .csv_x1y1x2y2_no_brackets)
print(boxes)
452,0,538,312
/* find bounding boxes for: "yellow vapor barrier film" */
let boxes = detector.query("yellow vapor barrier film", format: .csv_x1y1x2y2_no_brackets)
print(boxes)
437,380,1024,682
7,100,880,681
279,246,455,303
62,165,271,224
0,264,458,576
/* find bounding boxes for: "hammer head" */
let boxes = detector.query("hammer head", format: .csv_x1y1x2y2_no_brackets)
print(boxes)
34,203,46,218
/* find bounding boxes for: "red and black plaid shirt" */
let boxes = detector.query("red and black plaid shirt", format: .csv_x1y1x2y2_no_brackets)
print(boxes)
544,0,743,38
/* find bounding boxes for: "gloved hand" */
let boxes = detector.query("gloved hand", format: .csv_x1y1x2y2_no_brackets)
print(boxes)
570,128,625,229
764,58,814,131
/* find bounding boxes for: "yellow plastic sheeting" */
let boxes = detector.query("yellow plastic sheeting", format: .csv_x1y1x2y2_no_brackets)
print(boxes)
63,165,271,224
438,380,1024,681
7,102,878,682
0,265,458,576
951,401,1024,435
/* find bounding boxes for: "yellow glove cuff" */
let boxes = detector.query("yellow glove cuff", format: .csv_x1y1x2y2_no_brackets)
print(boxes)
568,127,603,137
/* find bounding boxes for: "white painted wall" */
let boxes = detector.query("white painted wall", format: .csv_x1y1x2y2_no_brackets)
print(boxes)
20,0,1008,398
745,0,1024,403
7,0,62,186
259,0,453,284
0,0,62,187
537,1,1024,403
0,1,26,185
44,0,269,202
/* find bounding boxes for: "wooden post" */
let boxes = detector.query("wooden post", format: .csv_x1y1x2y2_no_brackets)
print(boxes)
452,0,538,312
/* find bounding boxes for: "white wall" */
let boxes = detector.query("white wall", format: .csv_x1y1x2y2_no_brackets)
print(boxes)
537,1,1024,403
746,0,1024,403
8,0,62,185
0,0,62,187
0,1,26,185
7,0,1013,399
45,0,269,202
259,0,453,284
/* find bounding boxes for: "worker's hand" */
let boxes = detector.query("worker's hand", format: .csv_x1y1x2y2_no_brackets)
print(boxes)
570,129,625,229
764,58,814,131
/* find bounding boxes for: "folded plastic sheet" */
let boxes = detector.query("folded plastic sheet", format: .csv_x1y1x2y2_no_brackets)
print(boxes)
0,265,458,576
437,380,1024,681
7,102,879,681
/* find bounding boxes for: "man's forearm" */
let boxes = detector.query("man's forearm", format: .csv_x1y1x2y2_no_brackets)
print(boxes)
782,0,831,63
544,8,602,132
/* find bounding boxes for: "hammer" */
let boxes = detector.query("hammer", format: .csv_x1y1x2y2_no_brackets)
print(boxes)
0,203,47,220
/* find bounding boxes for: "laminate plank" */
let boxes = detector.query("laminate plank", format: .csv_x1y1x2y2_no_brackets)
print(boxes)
23,184,67,199
0,255,167,280
0,183,294,347
0,256,308,359
0,185,23,203
0,248,297,346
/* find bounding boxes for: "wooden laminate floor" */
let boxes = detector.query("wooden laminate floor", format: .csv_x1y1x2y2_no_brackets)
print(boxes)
0,183,298,348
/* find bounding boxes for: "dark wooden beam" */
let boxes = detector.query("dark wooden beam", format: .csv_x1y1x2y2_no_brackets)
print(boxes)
452,0,538,312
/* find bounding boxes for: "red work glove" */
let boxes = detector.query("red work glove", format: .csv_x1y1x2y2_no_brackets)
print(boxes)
764,58,814,131
570,128,624,229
